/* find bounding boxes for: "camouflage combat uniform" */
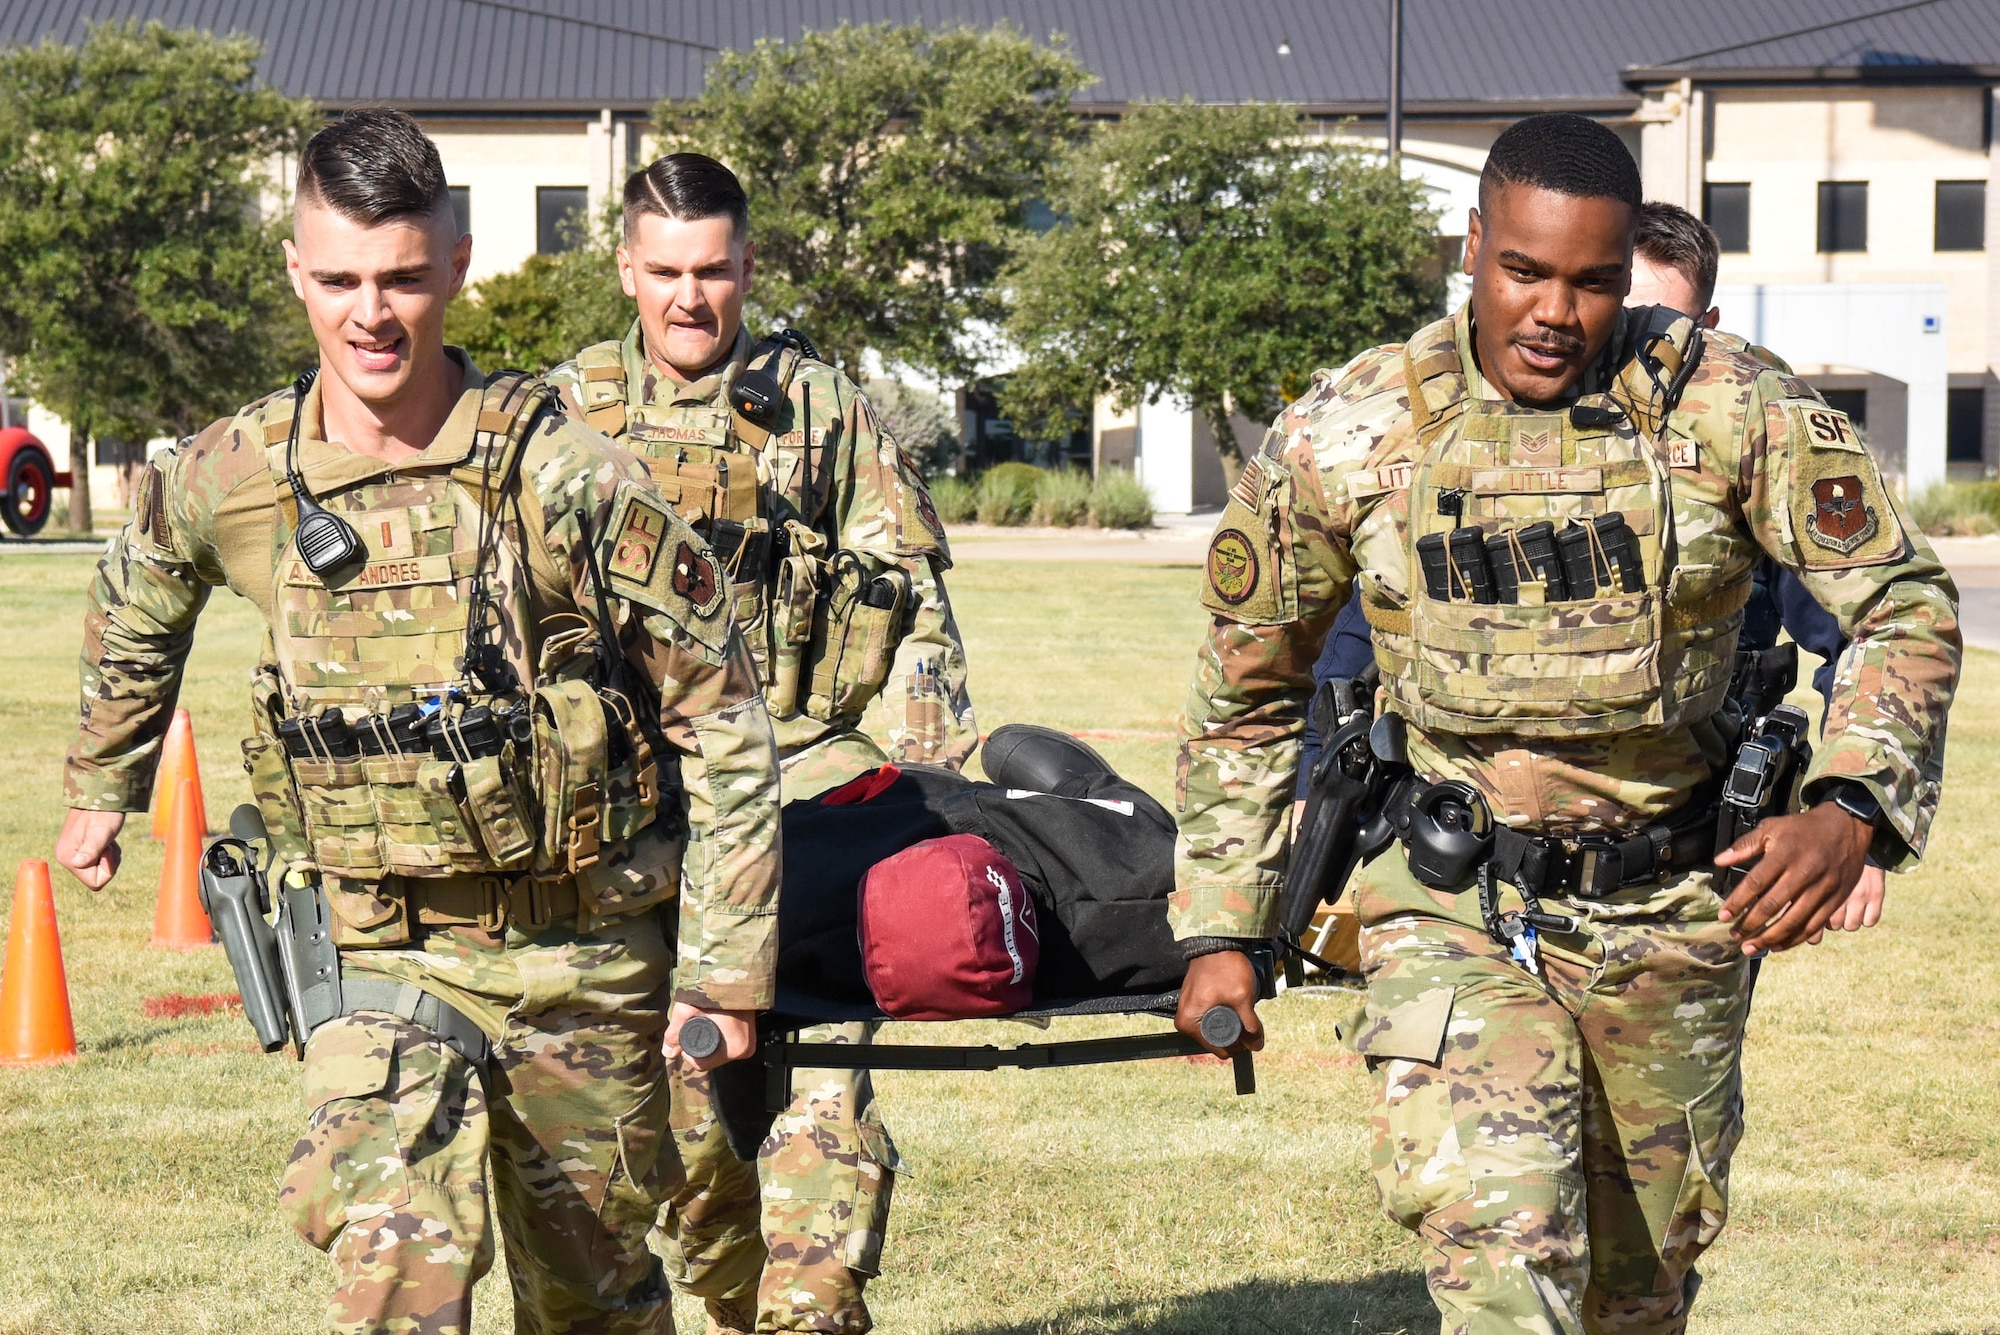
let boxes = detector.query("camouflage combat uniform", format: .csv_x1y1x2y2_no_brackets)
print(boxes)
65,353,784,1334
1175,305,1959,1334
549,323,972,1333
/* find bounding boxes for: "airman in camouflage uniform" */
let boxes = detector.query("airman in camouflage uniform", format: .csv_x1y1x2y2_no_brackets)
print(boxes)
546,153,974,1335
1172,116,1958,1334
56,113,782,1335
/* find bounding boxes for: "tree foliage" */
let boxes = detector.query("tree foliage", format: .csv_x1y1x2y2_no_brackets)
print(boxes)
861,378,961,478
0,21,314,527
663,22,1091,381
1002,102,1447,465
444,238,634,374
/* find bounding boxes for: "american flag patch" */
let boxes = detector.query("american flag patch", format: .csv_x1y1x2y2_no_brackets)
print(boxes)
1229,457,1264,510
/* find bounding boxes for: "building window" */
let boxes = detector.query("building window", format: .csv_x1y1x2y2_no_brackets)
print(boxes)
1821,388,1868,428
1703,182,1750,253
1816,181,1867,253
1936,180,1986,252
537,186,588,254
1948,387,1985,463
447,186,470,237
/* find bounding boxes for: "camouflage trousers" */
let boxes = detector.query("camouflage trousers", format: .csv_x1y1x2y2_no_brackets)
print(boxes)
1348,864,1749,1335
280,912,681,1335
654,730,900,1334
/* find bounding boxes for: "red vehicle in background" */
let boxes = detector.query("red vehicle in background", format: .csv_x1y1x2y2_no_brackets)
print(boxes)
0,426,68,537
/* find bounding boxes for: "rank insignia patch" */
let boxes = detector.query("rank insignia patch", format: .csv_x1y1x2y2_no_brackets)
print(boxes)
671,541,723,614
1807,475,1878,554
608,495,668,584
1207,528,1259,605
1512,427,1559,467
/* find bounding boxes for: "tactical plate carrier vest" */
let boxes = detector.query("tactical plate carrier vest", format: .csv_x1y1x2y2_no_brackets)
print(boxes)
1356,310,1750,738
567,335,911,726
239,372,676,935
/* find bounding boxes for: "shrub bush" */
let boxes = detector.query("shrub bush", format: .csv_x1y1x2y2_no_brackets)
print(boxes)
927,475,977,526
975,462,1043,525
1088,468,1155,529
1030,469,1093,526
1908,481,2000,536
865,378,962,478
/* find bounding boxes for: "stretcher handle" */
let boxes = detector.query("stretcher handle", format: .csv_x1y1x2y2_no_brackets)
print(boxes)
681,1014,724,1061
1198,1005,1257,1095
1198,1005,1244,1049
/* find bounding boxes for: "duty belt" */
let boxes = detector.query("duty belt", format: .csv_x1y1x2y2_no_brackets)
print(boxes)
340,977,492,1067
1390,778,1720,900
1487,815,1716,900
399,872,582,932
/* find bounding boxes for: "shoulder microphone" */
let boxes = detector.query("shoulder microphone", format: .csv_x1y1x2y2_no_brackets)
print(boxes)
283,368,362,576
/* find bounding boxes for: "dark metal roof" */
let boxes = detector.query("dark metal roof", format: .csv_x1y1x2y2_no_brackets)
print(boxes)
1,0,1995,117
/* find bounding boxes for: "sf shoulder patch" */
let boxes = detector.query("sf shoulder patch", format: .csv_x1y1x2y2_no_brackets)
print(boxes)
608,493,668,585
670,540,723,616
600,482,731,653
1778,400,1906,570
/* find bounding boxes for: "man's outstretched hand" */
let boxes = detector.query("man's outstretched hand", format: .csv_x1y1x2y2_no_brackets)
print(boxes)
55,808,125,890
1175,949,1265,1057
1715,800,1873,956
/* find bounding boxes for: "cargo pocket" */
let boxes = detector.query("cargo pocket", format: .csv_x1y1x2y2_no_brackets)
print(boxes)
1349,979,1467,1233
1660,1064,1744,1277
280,1016,409,1250
364,752,449,875
593,1069,685,1282
294,756,385,876
844,1118,902,1276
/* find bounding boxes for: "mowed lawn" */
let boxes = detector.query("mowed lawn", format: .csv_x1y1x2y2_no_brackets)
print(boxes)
0,549,1995,1334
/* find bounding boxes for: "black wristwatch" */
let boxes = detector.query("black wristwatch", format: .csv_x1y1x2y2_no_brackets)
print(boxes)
1818,781,1884,832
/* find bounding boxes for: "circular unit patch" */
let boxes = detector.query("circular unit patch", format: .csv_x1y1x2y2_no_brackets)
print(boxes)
1206,528,1260,605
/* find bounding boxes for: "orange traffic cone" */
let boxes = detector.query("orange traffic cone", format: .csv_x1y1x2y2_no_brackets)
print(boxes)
0,860,79,1065
151,709,206,840
151,777,215,950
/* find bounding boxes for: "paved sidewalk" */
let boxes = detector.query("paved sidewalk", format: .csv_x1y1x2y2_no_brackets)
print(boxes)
948,509,1216,566
1930,537,2000,653
0,536,107,555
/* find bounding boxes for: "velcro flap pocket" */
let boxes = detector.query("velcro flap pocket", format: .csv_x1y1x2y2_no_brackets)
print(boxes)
611,1071,684,1210
1348,980,1456,1066
301,1018,396,1117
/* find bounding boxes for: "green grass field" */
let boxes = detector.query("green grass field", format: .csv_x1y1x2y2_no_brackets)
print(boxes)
0,551,1996,1334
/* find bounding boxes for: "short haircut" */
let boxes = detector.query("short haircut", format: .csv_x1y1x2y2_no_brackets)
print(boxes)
1479,113,1643,215
623,153,749,240
296,108,451,226
1635,201,1720,312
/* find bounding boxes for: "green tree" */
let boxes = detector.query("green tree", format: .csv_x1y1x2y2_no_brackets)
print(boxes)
444,230,635,374
0,21,314,531
1003,102,1447,468
861,377,961,478
664,22,1091,381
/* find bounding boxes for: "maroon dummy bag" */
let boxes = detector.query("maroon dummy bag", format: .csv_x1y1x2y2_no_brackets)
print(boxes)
859,833,1040,1020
